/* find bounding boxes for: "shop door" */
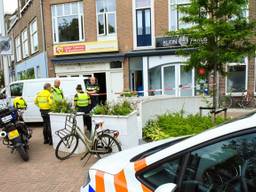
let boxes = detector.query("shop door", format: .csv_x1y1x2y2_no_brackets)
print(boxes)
162,65,194,96
94,73,107,104
162,65,177,96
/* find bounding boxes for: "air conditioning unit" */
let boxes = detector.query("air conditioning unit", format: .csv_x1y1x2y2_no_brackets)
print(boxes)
0,36,12,55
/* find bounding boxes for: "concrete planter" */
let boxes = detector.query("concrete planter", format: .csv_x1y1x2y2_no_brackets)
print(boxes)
49,112,86,154
92,111,139,149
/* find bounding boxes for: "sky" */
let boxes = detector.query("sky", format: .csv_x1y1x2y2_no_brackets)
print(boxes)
3,0,18,14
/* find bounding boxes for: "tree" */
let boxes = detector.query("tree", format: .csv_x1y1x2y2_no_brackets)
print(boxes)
169,0,256,108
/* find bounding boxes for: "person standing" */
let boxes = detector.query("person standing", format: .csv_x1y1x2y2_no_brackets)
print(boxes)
86,76,100,110
74,84,92,132
52,79,64,103
34,83,53,145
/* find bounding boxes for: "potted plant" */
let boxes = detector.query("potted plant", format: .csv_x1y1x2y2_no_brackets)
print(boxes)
92,100,139,149
49,99,85,153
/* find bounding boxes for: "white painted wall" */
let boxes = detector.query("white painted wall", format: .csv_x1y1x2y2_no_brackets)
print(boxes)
136,96,211,135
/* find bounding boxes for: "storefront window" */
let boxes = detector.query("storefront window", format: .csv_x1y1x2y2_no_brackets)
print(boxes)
96,0,116,36
18,68,35,80
51,2,84,43
227,64,246,93
149,66,162,95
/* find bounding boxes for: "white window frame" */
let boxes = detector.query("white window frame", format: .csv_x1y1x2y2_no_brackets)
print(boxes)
132,0,155,50
51,2,84,44
169,0,191,31
161,63,195,97
21,28,29,58
15,35,22,62
96,0,117,40
225,58,248,96
30,18,39,54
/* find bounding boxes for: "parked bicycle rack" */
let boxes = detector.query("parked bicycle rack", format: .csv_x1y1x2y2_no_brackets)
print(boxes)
199,107,227,123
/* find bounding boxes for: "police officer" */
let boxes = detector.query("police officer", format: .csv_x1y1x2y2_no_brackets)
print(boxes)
52,79,64,103
86,76,100,110
74,84,92,132
34,83,53,145
13,96,27,109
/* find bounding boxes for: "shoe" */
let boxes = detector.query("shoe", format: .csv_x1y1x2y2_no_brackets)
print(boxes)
44,140,49,144
49,140,53,145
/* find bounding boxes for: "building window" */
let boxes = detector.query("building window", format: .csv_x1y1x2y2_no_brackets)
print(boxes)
227,62,247,93
18,68,35,80
15,36,22,62
21,28,29,58
135,0,152,47
96,0,116,36
51,1,84,43
169,0,192,31
30,19,39,54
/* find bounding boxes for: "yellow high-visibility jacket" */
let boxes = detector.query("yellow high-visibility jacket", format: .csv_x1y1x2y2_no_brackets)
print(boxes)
34,89,53,110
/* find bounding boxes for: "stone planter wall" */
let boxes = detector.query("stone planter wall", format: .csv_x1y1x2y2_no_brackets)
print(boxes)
49,112,86,154
92,111,138,149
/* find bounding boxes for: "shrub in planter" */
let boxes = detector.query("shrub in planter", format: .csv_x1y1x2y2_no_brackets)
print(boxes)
51,99,74,113
92,100,134,116
91,100,138,149
143,112,227,142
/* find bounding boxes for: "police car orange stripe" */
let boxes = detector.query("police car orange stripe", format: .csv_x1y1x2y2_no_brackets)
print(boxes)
134,159,147,172
95,171,105,192
134,159,152,192
114,170,128,192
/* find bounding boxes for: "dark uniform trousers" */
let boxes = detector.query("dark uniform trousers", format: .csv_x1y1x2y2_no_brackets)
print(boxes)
40,109,52,142
77,106,92,132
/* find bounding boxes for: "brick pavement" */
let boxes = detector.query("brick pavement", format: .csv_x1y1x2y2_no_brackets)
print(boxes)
0,126,96,192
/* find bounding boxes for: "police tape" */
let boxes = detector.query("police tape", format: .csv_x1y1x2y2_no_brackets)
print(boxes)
89,85,194,96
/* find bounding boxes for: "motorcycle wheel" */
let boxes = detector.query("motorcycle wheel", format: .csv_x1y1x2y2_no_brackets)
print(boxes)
17,145,29,161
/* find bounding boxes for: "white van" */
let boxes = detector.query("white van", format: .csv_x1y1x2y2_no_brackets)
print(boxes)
0,77,88,122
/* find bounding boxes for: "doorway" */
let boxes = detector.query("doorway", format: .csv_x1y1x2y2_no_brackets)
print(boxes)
94,73,107,104
161,64,194,96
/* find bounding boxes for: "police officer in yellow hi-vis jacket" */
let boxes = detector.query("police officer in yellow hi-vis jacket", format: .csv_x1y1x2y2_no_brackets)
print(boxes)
52,79,64,104
34,83,53,145
74,84,92,132
13,96,27,109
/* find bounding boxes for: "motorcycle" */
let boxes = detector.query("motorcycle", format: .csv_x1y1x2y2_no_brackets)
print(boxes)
0,107,32,161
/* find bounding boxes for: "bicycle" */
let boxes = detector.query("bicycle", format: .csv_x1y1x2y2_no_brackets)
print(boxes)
54,112,122,163
237,91,256,108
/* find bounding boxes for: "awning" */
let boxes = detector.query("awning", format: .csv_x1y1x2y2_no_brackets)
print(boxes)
51,53,125,64
126,47,196,57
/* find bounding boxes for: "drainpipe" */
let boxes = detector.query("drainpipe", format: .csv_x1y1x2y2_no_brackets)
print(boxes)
39,0,48,77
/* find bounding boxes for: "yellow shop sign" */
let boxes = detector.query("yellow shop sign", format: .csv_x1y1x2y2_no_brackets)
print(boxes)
53,40,118,56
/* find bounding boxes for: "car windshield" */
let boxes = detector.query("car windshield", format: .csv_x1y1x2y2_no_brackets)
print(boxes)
130,136,190,162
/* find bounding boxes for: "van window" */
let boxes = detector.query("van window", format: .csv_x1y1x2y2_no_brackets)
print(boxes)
10,83,23,97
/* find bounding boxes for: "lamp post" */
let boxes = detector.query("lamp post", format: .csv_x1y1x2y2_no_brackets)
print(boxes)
0,0,11,105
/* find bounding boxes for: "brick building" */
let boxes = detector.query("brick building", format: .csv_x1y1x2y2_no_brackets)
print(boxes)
7,0,48,81
7,0,256,100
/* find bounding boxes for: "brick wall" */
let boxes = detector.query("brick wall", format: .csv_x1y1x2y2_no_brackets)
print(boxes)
155,0,168,37
9,0,44,63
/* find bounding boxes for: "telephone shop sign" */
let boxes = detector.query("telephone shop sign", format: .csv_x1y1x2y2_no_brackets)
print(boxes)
156,36,189,48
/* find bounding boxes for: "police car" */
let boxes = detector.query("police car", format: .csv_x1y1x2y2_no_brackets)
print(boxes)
81,112,256,192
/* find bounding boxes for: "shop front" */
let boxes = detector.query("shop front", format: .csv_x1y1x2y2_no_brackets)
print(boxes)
51,40,124,101
129,36,208,97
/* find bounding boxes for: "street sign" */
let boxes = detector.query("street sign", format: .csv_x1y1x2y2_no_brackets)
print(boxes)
0,36,12,55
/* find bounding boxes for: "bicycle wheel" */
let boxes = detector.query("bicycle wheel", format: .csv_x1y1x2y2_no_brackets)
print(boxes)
93,134,121,159
55,134,79,160
219,96,232,108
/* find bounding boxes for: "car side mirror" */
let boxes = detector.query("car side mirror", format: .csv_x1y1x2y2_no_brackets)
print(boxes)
155,183,177,192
